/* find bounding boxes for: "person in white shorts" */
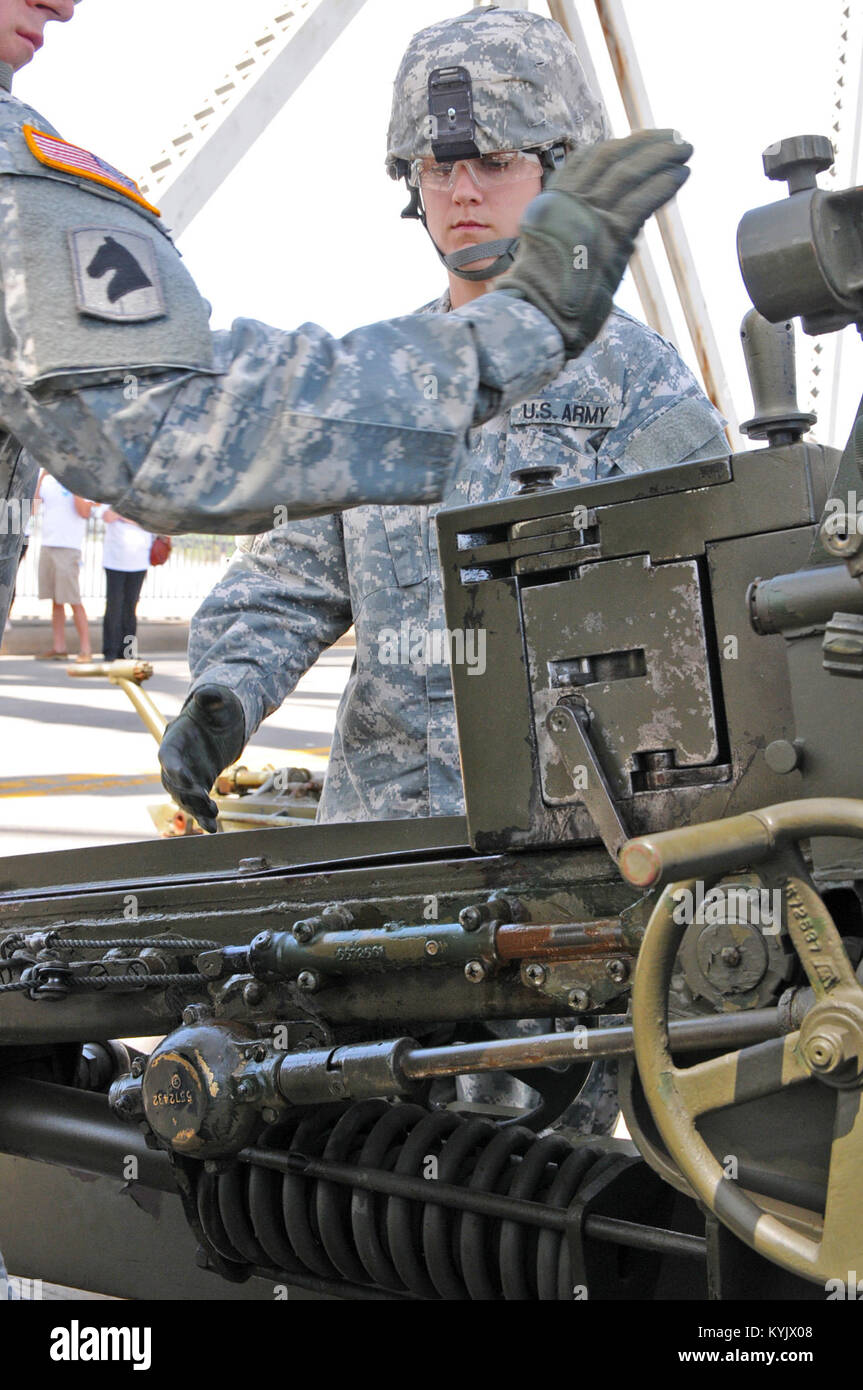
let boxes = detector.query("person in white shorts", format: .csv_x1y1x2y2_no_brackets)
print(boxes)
34,469,93,661
100,509,154,661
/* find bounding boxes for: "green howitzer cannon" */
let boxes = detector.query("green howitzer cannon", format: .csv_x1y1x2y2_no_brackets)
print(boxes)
2,132,863,1301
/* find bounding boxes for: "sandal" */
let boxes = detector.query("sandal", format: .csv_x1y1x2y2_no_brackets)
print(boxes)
34,651,68,661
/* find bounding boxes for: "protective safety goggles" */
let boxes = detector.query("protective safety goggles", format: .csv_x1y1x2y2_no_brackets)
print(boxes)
408,150,543,194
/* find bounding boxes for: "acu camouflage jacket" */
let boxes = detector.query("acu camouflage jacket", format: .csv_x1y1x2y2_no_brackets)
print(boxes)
188,297,727,823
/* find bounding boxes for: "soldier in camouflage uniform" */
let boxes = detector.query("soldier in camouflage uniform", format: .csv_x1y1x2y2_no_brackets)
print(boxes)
0,5,690,639
161,7,728,833
0,1,75,637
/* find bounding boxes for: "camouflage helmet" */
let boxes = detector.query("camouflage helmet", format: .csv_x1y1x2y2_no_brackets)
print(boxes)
386,6,608,281
386,6,608,175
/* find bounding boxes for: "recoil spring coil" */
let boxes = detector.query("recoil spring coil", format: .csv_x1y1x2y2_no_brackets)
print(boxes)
195,1099,615,1300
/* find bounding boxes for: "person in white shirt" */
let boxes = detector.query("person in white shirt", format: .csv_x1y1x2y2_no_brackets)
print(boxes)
100,510,154,660
34,469,93,661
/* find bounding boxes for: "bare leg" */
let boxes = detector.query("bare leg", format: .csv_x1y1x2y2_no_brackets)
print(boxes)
71,602,91,658
51,602,66,653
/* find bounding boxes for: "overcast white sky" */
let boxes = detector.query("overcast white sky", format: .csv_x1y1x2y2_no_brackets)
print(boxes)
15,0,863,448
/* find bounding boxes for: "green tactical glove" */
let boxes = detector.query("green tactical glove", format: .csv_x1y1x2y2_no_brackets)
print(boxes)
496,128,693,355
158,685,246,834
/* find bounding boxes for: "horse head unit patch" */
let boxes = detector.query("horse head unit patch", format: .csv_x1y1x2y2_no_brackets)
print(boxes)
68,227,165,323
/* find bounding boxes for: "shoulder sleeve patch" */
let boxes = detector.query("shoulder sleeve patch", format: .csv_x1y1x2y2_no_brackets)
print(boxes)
23,125,161,218
68,227,165,323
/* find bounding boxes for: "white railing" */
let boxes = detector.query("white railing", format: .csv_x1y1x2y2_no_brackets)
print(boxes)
15,515,237,603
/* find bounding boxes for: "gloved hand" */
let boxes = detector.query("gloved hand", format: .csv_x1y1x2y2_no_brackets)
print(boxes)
496,128,692,355
158,685,246,833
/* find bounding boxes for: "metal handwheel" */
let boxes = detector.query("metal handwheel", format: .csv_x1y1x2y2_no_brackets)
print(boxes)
619,799,863,1284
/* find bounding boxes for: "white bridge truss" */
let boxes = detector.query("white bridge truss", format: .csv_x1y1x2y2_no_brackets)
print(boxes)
140,0,847,441
138,0,367,236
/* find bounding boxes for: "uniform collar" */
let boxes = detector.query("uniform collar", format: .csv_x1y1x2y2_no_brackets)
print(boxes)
416,289,452,316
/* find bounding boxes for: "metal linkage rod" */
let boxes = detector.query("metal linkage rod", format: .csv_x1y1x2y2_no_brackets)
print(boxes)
402,1009,783,1080
240,1144,706,1259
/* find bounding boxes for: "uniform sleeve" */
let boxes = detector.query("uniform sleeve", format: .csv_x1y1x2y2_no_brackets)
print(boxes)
596,326,728,473
0,94,565,534
0,298,565,534
187,512,352,739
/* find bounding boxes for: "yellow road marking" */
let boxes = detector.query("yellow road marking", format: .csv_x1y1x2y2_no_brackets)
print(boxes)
0,774,161,797
0,751,331,797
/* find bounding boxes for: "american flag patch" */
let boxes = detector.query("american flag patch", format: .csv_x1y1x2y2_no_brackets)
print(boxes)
22,125,160,217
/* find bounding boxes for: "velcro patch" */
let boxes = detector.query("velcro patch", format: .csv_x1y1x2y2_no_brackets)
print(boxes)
68,227,164,323
511,399,621,428
23,125,160,217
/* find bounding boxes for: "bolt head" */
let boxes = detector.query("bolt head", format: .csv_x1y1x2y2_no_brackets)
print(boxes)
523,962,547,988
720,945,742,968
764,738,802,775
243,980,265,1006
459,906,483,932
296,970,319,993
252,931,273,951
804,1032,842,1072
239,856,270,873
606,959,629,985
321,904,353,929
822,519,863,555
464,959,487,983
425,939,441,957
568,988,590,1011
182,1004,207,1026
261,1107,279,1125
236,1077,258,1102
292,919,315,943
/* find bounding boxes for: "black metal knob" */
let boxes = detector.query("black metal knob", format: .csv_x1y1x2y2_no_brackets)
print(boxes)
762,134,834,194
510,464,561,495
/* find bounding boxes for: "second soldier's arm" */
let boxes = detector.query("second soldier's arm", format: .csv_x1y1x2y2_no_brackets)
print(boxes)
188,515,352,740
159,515,352,829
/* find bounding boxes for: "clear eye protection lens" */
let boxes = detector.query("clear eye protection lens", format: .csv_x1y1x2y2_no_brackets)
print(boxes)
409,151,541,193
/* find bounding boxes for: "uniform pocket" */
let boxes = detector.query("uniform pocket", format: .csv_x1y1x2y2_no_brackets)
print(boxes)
504,423,599,489
342,506,429,606
382,507,429,586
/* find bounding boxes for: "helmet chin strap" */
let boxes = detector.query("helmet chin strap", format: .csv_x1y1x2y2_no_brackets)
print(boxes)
399,181,518,282
441,237,518,281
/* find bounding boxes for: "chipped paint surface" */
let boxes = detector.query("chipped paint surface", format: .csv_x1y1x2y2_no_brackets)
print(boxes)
526,555,717,806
